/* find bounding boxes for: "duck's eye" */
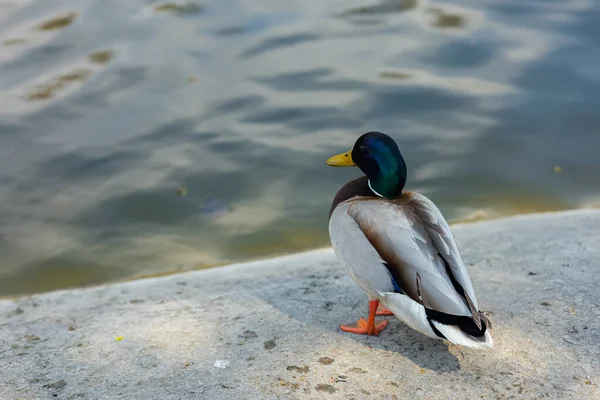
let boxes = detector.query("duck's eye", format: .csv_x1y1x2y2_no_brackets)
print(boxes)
359,145,367,153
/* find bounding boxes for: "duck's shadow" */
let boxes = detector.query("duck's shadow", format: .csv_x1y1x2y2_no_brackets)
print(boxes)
248,266,461,372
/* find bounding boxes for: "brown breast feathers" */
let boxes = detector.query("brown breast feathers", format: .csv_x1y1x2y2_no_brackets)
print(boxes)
328,176,377,219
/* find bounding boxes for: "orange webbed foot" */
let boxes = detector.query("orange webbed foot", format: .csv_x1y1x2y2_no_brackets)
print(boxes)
339,300,390,335
375,304,394,316
340,318,389,335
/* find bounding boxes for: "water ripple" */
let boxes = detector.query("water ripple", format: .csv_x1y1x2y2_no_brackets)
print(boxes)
1,0,599,296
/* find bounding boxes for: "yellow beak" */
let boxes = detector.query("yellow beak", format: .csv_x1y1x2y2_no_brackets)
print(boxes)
326,150,355,167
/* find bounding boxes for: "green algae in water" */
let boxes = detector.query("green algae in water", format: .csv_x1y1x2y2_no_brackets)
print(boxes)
215,26,247,36
38,13,77,31
339,0,418,17
153,2,204,14
428,7,466,28
89,50,114,64
3,38,27,47
380,71,412,80
0,256,115,297
27,68,92,101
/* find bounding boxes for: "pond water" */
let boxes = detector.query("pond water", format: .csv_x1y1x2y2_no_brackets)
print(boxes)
1,0,599,296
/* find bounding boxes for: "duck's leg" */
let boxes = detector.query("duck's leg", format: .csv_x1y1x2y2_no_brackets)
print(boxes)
340,299,389,335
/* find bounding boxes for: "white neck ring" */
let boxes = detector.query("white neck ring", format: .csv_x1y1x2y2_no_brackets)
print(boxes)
368,180,385,198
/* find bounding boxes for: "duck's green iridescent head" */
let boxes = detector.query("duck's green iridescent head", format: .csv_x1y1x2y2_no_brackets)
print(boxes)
326,131,407,199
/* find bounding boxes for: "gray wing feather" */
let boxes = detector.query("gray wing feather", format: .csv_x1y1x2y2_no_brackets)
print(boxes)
408,193,482,327
346,199,473,318
328,202,397,297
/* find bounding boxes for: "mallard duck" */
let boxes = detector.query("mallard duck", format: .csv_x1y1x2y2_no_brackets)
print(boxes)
326,131,493,349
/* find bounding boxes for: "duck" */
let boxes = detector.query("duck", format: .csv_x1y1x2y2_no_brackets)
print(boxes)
326,131,493,349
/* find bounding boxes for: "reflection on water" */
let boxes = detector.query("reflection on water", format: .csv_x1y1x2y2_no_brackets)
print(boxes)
1,0,599,296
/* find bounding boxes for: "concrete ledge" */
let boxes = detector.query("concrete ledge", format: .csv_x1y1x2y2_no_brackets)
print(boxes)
1,210,599,399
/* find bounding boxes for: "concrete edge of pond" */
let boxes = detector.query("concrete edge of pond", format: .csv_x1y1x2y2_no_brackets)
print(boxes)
1,209,599,399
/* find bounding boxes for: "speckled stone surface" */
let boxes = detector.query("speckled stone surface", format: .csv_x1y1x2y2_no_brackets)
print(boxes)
1,210,599,400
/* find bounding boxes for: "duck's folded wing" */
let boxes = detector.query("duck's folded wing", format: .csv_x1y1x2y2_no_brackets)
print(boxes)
346,199,474,320
408,193,483,328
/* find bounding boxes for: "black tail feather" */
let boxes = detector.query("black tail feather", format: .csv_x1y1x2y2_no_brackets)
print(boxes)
425,308,488,338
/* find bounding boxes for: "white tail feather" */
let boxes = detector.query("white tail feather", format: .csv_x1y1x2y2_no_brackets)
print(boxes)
381,292,494,350
380,293,438,339
431,321,494,349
